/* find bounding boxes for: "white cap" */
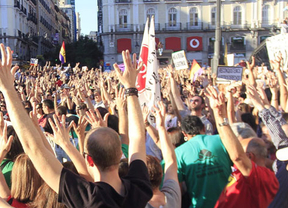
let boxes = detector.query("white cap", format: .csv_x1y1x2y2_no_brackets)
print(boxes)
276,147,288,161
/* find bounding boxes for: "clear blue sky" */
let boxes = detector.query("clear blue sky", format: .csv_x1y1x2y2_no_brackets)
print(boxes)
75,0,97,35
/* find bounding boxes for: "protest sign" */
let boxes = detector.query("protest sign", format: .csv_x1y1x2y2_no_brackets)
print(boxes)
172,50,189,70
227,54,235,66
266,34,288,70
217,66,243,82
30,58,38,66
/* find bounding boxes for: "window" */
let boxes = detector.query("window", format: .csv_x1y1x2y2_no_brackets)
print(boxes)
262,5,270,24
119,9,128,28
147,8,155,21
233,6,242,25
211,7,216,26
168,8,177,27
190,7,198,26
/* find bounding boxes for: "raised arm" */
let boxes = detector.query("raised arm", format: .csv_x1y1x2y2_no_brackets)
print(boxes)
271,56,287,110
246,56,256,87
115,87,129,145
0,44,63,193
48,115,93,182
206,86,252,176
114,50,146,164
153,101,178,182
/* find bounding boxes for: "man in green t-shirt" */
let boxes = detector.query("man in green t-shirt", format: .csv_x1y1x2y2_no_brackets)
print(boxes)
176,116,232,208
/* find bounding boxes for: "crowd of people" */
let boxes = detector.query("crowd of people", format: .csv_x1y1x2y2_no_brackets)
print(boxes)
0,42,287,208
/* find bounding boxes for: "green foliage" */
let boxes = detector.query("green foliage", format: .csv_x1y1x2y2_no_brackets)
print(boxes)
44,36,103,68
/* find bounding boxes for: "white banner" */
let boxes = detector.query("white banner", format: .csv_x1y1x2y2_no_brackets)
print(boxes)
172,50,189,70
266,34,288,70
145,15,161,109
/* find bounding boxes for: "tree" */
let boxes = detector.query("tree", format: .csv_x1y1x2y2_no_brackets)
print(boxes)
44,36,103,69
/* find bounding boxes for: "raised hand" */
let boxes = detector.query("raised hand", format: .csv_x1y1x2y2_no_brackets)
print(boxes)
115,87,126,110
86,109,109,128
48,114,74,146
114,50,142,88
0,112,13,160
246,56,255,71
152,101,166,128
205,86,226,117
142,105,150,123
0,44,19,91
245,85,265,111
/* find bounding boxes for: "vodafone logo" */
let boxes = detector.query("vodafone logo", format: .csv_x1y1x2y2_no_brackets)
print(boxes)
187,36,202,51
190,39,200,48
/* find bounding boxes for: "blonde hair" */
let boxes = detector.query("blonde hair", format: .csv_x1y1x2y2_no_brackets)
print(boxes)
11,154,43,203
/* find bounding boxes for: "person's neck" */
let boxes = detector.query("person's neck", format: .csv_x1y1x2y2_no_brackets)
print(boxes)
149,189,166,208
96,168,124,196
191,110,202,117
47,110,54,114
255,158,266,167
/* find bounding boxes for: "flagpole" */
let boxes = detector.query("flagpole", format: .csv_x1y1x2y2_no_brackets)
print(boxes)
212,0,221,74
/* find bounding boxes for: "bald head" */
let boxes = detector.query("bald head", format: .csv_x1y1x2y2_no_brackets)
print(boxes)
85,127,122,171
241,138,267,159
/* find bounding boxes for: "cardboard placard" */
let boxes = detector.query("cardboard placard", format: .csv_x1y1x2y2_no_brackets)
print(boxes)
217,66,243,82
172,50,189,70
30,58,38,66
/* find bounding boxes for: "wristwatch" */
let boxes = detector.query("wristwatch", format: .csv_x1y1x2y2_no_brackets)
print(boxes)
219,119,229,127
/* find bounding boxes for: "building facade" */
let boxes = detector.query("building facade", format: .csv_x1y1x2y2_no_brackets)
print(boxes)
98,0,288,65
0,0,71,63
59,0,76,42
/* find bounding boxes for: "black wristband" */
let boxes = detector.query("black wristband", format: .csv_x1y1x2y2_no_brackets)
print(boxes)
125,88,138,97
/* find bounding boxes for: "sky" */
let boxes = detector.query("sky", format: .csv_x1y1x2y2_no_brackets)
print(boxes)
75,0,97,35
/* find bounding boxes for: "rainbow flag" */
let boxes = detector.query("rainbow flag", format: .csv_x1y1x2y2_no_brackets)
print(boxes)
189,59,201,80
59,41,66,64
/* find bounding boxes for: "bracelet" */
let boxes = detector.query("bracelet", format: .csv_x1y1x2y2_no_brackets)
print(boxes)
125,88,138,97
144,121,150,127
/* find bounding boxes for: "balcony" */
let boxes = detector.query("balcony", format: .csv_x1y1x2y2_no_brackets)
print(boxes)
30,0,37,5
143,0,160,2
229,44,246,52
14,0,20,9
165,23,181,31
27,13,37,25
230,21,249,30
115,24,133,32
115,0,131,3
142,23,160,31
186,22,203,30
260,20,276,28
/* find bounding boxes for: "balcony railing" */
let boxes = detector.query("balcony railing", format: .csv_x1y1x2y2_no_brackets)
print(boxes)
115,24,133,32
142,23,160,31
186,22,203,30
230,21,249,29
260,20,276,28
165,23,181,31
27,13,37,25
115,0,131,3
165,0,181,1
30,0,37,5
143,0,160,2
229,44,246,52
14,0,20,9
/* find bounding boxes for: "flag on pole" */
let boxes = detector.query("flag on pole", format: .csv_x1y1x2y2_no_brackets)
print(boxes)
137,18,149,101
137,18,149,92
145,15,161,109
224,42,228,66
59,41,66,64
189,59,201,80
